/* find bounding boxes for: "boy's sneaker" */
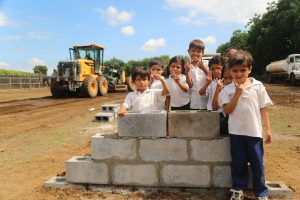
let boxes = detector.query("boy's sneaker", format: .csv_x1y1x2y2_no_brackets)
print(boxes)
230,189,244,200
257,197,268,200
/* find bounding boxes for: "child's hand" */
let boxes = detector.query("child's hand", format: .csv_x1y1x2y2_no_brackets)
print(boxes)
185,62,193,73
216,78,224,92
233,80,245,95
170,70,180,83
206,71,213,84
265,130,272,144
118,106,127,117
152,74,164,81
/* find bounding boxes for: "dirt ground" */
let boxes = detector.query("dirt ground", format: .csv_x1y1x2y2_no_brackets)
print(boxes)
0,84,299,200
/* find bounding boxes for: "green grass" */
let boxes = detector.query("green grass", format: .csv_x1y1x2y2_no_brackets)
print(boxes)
0,69,38,76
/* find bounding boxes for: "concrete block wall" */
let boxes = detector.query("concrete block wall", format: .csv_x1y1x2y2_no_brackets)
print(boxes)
66,134,232,188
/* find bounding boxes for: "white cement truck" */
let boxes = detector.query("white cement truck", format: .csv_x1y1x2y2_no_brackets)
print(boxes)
266,54,300,85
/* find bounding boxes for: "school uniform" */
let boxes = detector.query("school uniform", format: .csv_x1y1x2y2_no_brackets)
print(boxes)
122,88,166,112
188,65,208,109
166,74,190,110
220,78,273,197
149,79,166,110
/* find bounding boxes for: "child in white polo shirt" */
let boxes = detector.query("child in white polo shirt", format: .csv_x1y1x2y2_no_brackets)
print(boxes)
118,67,169,116
185,39,209,109
165,56,190,111
220,51,272,200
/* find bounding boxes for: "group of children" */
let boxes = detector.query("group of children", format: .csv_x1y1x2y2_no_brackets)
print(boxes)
118,39,273,200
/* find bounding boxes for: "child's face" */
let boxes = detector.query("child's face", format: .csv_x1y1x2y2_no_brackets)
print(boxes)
150,64,164,76
223,70,233,85
188,48,203,62
133,75,149,92
210,64,222,79
169,62,182,76
230,64,252,84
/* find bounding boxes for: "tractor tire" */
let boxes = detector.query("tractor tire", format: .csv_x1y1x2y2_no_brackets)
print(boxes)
126,76,135,91
81,76,98,98
50,81,66,98
290,73,296,86
97,76,108,96
266,73,274,84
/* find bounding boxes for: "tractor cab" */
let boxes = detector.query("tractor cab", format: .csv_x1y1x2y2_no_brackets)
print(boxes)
69,44,105,75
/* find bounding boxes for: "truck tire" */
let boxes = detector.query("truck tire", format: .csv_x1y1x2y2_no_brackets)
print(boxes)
126,76,135,91
81,76,98,97
290,73,296,86
266,73,274,83
50,81,66,98
97,76,108,96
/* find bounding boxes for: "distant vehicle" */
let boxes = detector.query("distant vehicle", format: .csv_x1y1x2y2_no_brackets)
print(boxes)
50,44,132,98
266,54,300,85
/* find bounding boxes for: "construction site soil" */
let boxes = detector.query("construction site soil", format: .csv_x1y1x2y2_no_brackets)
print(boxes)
0,84,299,200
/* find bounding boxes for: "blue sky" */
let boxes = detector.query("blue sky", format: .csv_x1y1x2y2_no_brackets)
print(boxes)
0,0,275,74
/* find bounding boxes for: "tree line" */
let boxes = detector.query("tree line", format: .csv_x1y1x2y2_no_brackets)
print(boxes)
216,0,300,75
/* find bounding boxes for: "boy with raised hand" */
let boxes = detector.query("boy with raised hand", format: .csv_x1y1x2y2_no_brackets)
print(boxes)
220,51,272,200
185,39,209,110
118,67,169,116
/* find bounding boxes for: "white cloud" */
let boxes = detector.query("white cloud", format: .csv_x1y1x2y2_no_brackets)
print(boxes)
28,31,55,40
0,61,10,68
141,38,166,52
200,36,216,45
121,25,135,36
2,35,22,41
29,57,46,67
0,11,8,26
165,0,277,24
97,6,134,26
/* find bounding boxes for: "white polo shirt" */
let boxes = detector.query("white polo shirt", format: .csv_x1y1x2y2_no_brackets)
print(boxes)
149,78,166,110
220,78,273,138
122,89,166,112
166,74,190,107
188,65,208,109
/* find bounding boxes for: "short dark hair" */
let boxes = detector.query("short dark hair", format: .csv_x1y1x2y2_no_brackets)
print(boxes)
208,55,224,68
228,50,253,69
149,57,164,68
167,56,186,76
224,47,238,57
132,67,150,81
188,39,205,51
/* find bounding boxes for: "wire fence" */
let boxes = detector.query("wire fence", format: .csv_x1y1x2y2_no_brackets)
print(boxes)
0,76,49,90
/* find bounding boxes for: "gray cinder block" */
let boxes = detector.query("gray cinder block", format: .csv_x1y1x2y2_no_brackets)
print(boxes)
168,111,220,138
161,165,210,187
66,156,109,184
91,134,136,160
213,166,232,188
102,104,120,112
95,112,115,122
190,137,231,162
118,111,167,137
113,164,158,186
44,176,86,189
266,181,293,198
139,138,188,161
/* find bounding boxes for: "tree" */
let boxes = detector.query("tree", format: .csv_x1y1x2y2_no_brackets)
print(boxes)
33,65,48,75
247,0,300,75
216,30,249,55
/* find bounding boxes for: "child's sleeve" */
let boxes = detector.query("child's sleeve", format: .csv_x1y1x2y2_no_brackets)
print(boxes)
220,88,230,106
258,85,273,108
122,93,132,110
154,89,166,103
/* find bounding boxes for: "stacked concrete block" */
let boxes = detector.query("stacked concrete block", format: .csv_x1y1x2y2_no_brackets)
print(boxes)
94,112,115,122
118,111,167,137
46,110,292,197
66,156,109,184
168,110,220,138
101,104,120,113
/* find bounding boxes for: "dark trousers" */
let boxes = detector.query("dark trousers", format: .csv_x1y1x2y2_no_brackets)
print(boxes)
220,113,229,135
171,102,190,111
229,134,268,197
